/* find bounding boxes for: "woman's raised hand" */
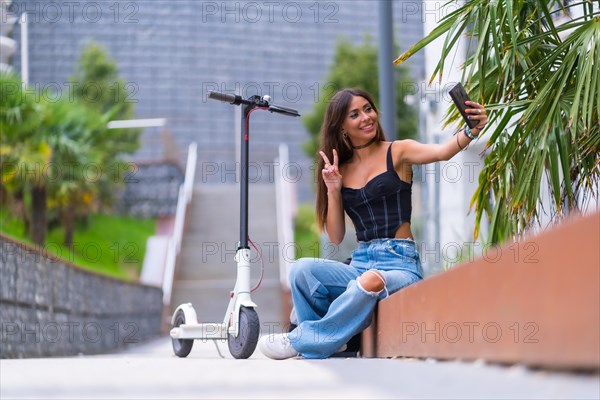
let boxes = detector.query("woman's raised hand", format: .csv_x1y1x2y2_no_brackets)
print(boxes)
465,101,488,135
319,149,342,193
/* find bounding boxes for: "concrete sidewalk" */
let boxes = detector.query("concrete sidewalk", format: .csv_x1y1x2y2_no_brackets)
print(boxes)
1,336,598,399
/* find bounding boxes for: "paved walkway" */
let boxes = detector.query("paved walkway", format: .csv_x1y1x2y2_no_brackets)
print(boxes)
1,336,598,399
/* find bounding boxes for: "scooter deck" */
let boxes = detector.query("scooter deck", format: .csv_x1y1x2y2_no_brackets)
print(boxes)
170,323,228,340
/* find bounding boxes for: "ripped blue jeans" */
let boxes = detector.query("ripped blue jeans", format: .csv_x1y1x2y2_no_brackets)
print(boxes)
288,238,424,359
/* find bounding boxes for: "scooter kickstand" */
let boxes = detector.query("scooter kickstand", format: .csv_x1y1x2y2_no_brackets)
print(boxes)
212,340,225,359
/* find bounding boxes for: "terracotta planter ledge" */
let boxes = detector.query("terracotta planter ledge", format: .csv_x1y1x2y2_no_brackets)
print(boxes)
362,211,600,370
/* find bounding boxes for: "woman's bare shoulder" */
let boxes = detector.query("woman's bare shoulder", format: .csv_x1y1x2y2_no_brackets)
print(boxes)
390,139,418,170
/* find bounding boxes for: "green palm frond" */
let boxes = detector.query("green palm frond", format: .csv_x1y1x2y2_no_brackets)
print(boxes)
396,1,600,243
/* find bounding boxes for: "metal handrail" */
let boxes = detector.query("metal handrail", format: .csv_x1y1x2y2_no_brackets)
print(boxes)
162,142,197,305
274,143,296,289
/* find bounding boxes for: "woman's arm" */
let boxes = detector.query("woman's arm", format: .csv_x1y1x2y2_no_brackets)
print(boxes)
319,149,345,244
324,190,346,245
397,101,488,165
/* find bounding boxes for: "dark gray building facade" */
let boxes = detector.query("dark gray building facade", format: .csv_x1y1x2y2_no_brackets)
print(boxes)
9,0,425,201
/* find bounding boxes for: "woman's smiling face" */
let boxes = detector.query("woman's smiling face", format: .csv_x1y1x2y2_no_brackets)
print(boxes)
341,95,379,145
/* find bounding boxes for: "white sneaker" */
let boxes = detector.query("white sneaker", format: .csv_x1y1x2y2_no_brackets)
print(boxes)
258,333,299,360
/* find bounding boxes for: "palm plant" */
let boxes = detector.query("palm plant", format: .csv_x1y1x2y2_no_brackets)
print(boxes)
1,71,134,247
70,41,140,154
1,72,48,244
43,99,109,247
395,0,600,243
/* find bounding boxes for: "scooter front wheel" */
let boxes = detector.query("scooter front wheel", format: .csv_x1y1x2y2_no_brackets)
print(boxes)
227,306,260,359
172,310,194,358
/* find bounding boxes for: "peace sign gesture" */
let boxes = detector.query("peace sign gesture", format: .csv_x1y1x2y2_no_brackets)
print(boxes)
319,149,342,193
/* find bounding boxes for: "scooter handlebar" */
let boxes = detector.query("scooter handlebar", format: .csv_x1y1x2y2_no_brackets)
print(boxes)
208,91,239,104
208,91,300,116
269,104,300,117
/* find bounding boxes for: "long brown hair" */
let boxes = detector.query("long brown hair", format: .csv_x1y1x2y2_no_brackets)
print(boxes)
315,88,386,232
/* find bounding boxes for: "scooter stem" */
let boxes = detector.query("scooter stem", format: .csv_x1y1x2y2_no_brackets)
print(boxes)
239,100,256,250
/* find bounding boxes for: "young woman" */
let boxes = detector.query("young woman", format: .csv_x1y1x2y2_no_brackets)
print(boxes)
259,88,488,359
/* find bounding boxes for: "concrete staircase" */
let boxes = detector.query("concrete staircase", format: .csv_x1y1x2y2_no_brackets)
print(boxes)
171,184,286,331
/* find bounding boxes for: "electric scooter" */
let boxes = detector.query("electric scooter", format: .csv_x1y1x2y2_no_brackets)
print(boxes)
169,91,300,359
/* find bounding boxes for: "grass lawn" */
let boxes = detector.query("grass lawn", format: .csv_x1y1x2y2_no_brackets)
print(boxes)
0,209,155,280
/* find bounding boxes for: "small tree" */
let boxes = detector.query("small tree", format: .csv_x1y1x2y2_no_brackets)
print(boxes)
1,72,48,244
70,41,133,117
70,40,140,155
46,41,141,245
68,40,140,210
43,98,109,247
303,36,417,158
1,41,141,247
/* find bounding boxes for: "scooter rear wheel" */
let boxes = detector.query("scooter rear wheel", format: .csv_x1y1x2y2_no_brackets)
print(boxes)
172,310,194,357
227,307,260,359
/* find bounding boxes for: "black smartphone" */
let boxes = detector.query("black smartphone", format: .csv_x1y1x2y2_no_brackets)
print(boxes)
449,83,479,129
